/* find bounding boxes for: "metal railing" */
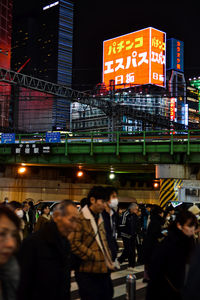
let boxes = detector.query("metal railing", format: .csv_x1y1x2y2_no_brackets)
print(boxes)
1,130,200,155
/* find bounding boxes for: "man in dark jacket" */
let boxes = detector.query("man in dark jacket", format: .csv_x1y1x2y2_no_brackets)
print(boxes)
143,205,164,282
17,200,79,300
22,201,34,237
118,203,139,270
102,187,119,265
182,243,200,300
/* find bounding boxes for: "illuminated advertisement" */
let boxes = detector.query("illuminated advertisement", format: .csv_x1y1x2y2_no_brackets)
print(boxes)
170,97,176,121
167,38,184,73
103,27,166,89
184,104,188,126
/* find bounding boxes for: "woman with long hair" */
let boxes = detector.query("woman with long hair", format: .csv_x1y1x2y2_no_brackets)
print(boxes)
34,204,51,232
0,205,21,300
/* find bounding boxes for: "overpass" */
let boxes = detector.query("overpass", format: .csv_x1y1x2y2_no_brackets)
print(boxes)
0,130,200,169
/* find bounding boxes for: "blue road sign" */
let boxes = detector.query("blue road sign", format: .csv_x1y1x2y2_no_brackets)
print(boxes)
45,132,61,143
1,133,15,144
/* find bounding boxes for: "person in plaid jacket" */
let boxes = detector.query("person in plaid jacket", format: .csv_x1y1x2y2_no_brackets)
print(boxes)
69,186,115,300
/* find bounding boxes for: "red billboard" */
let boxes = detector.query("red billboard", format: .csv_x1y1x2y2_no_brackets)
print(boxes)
103,27,166,89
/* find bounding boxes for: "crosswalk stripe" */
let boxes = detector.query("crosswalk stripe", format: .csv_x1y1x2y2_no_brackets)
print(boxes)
70,264,145,299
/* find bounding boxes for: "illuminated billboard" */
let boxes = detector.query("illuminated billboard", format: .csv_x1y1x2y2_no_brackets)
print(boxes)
170,97,176,121
167,38,184,73
103,27,166,89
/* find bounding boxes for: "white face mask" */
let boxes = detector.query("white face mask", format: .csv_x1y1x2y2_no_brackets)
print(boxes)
109,198,119,209
16,209,23,219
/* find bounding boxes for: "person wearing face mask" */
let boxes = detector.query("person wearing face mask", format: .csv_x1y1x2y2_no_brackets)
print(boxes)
69,186,115,300
146,210,197,300
102,187,120,268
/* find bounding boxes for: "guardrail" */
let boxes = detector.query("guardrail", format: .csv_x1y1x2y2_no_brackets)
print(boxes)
1,129,200,157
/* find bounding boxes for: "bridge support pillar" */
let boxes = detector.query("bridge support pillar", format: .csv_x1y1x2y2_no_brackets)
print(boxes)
156,164,190,208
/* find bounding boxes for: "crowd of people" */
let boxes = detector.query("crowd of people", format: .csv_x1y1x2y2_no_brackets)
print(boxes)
0,188,200,299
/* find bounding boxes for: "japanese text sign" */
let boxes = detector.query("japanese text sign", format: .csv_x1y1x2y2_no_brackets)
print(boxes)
45,132,61,143
12,144,51,155
103,27,166,89
170,98,176,121
166,38,184,72
1,133,15,144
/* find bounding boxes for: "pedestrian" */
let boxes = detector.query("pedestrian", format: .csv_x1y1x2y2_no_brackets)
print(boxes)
17,200,79,300
102,187,119,267
118,202,139,271
34,204,51,232
0,205,21,300
143,205,164,282
69,186,115,300
136,207,144,265
28,201,36,228
7,201,25,241
142,204,151,232
183,243,200,300
146,210,197,300
22,201,33,238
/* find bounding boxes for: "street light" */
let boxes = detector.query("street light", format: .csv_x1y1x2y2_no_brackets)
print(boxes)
77,170,84,178
17,166,27,174
109,172,115,180
153,181,159,189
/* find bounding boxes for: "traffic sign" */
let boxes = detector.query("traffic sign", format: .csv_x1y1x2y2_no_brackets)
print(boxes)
1,133,15,144
45,132,61,143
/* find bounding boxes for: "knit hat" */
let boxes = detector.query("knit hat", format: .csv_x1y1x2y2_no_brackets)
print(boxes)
188,204,200,215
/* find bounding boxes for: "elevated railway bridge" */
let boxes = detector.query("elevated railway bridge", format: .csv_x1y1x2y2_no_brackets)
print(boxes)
0,129,199,166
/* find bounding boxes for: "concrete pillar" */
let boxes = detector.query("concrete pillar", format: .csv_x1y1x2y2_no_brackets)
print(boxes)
156,164,191,180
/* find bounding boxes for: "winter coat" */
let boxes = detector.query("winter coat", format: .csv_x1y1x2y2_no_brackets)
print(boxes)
183,243,200,300
119,210,139,239
0,256,20,300
68,205,114,273
143,214,164,266
17,221,71,300
34,214,51,232
146,227,195,300
102,209,118,260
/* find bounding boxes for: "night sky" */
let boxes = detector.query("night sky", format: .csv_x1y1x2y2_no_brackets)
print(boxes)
73,1,200,89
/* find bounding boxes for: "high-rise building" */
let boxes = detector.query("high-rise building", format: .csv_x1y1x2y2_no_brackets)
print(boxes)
187,78,200,126
0,0,12,129
11,0,73,132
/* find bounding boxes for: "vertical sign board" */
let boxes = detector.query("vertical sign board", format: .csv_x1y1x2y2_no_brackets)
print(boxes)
170,98,176,121
184,104,188,126
166,38,184,72
103,27,166,89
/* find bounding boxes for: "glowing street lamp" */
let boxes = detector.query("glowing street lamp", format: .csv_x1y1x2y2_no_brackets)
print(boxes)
109,172,115,180
77,170,84,178
17,167,27,174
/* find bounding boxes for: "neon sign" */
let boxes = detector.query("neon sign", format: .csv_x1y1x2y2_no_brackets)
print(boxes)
170,98,176,121
43,1,59,10
103,27,166,89
167,38,184,73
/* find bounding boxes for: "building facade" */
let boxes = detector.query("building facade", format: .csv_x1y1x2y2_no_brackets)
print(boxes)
0,0,12,129
11,0,73,132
